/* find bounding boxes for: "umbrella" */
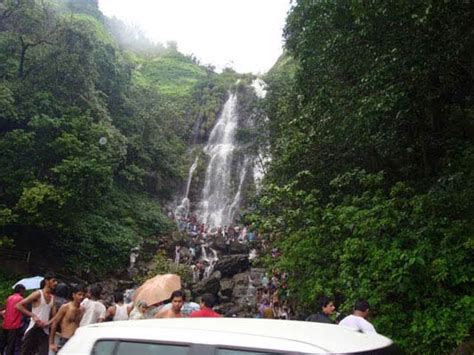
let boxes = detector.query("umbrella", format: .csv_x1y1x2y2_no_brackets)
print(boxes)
133,274,181,307
13,276,43,290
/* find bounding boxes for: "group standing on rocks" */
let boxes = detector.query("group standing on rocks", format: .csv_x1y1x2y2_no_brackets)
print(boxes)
0,213,378,354
170,213,377,332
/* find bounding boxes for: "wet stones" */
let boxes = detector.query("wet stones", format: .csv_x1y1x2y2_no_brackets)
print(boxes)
191,274,221,296
214,254,250,277
219,279,234,297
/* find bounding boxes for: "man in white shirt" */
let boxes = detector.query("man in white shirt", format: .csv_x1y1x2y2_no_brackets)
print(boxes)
80,285,106,327
339,299,376,333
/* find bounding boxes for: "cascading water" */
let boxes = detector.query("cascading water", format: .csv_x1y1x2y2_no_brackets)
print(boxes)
185,157,199,199
228,157,249,222
198,92,240,228
174,156,199,219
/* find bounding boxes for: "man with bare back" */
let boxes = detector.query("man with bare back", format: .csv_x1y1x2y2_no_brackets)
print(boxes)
155,290,184,318
16,273,58,355
49,285,86,353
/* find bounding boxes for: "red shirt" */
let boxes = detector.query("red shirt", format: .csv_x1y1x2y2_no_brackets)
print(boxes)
189,307,222,318
3,293,24,329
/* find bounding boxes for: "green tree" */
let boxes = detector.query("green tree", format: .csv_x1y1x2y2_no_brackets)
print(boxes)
254,1,474,353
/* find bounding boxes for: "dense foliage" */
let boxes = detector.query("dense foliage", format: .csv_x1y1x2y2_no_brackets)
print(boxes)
251,1,473,353
1,0,472,352
0,0,236,278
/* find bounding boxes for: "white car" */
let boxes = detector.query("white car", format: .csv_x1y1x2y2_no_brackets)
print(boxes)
59,318,398,354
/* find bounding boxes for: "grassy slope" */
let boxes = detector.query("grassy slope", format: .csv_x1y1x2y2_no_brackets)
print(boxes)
131,50,208,97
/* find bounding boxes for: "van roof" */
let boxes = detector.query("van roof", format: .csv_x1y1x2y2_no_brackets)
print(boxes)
65,318,393,354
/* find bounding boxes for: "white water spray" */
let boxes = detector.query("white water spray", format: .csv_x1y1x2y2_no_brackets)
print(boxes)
198,93,240,228
174,156,199,219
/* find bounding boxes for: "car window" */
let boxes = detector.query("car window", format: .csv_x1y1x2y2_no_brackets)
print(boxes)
217,349,283,355
92,340,189,355
92,340,118,355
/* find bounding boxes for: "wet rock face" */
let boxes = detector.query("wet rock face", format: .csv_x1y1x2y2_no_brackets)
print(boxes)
219,279,235,297
208,240,249,255
232,284,249,299
191,274,221,296
215,301,256,318
228,242,249,255
214,255,250,277
232,272,249,285
209,239,227,253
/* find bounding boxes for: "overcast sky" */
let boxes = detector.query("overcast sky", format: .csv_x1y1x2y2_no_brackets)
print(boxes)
98,0,291,74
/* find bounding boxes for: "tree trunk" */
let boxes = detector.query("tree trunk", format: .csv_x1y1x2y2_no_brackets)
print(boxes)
19,38,29,79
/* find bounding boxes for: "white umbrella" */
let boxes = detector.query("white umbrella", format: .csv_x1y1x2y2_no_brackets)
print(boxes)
13,276,43,290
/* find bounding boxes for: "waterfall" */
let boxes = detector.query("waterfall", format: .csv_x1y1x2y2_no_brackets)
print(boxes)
185,156,199,199
197,244,219,280
251,78,267,99
201,244,208,261
228,158,249,223
198,93,239,228
203,248,218,279
174,156,199,219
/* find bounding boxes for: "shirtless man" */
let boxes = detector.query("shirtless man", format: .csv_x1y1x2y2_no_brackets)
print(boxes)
49,285,86,353
155,290,184,318
16,273,58,355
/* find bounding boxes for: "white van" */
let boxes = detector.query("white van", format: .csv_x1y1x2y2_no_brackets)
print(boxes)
59,318,399,354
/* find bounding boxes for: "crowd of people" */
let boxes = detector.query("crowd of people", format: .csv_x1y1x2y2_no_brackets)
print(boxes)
0,273,221,355
173,214,260,283
174,215,258,248
1,213,378,354
255,269,291,320
172,214,377,334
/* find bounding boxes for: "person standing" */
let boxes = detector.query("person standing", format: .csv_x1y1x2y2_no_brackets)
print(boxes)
258,298,273,319
339,299,376,333
306,296,336,324
53,284,69,311
106,292,132,321
155,290,185,319
128,300,148,320
1,284,26,355
48,285,86,353
79,285,106,327
189,294,221,318
16,273,58,355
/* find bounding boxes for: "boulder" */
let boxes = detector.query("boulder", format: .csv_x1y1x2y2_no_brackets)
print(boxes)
249,268,266,287
209,239,227,253
217,293,231,303
214,255,250,277
219,278,234,297
215,303,255,318
232,272,249,285
232,284,249,299
191,275,220,296
228,242,249,255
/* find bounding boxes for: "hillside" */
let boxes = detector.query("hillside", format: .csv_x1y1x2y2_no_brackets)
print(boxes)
0,0,237,279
